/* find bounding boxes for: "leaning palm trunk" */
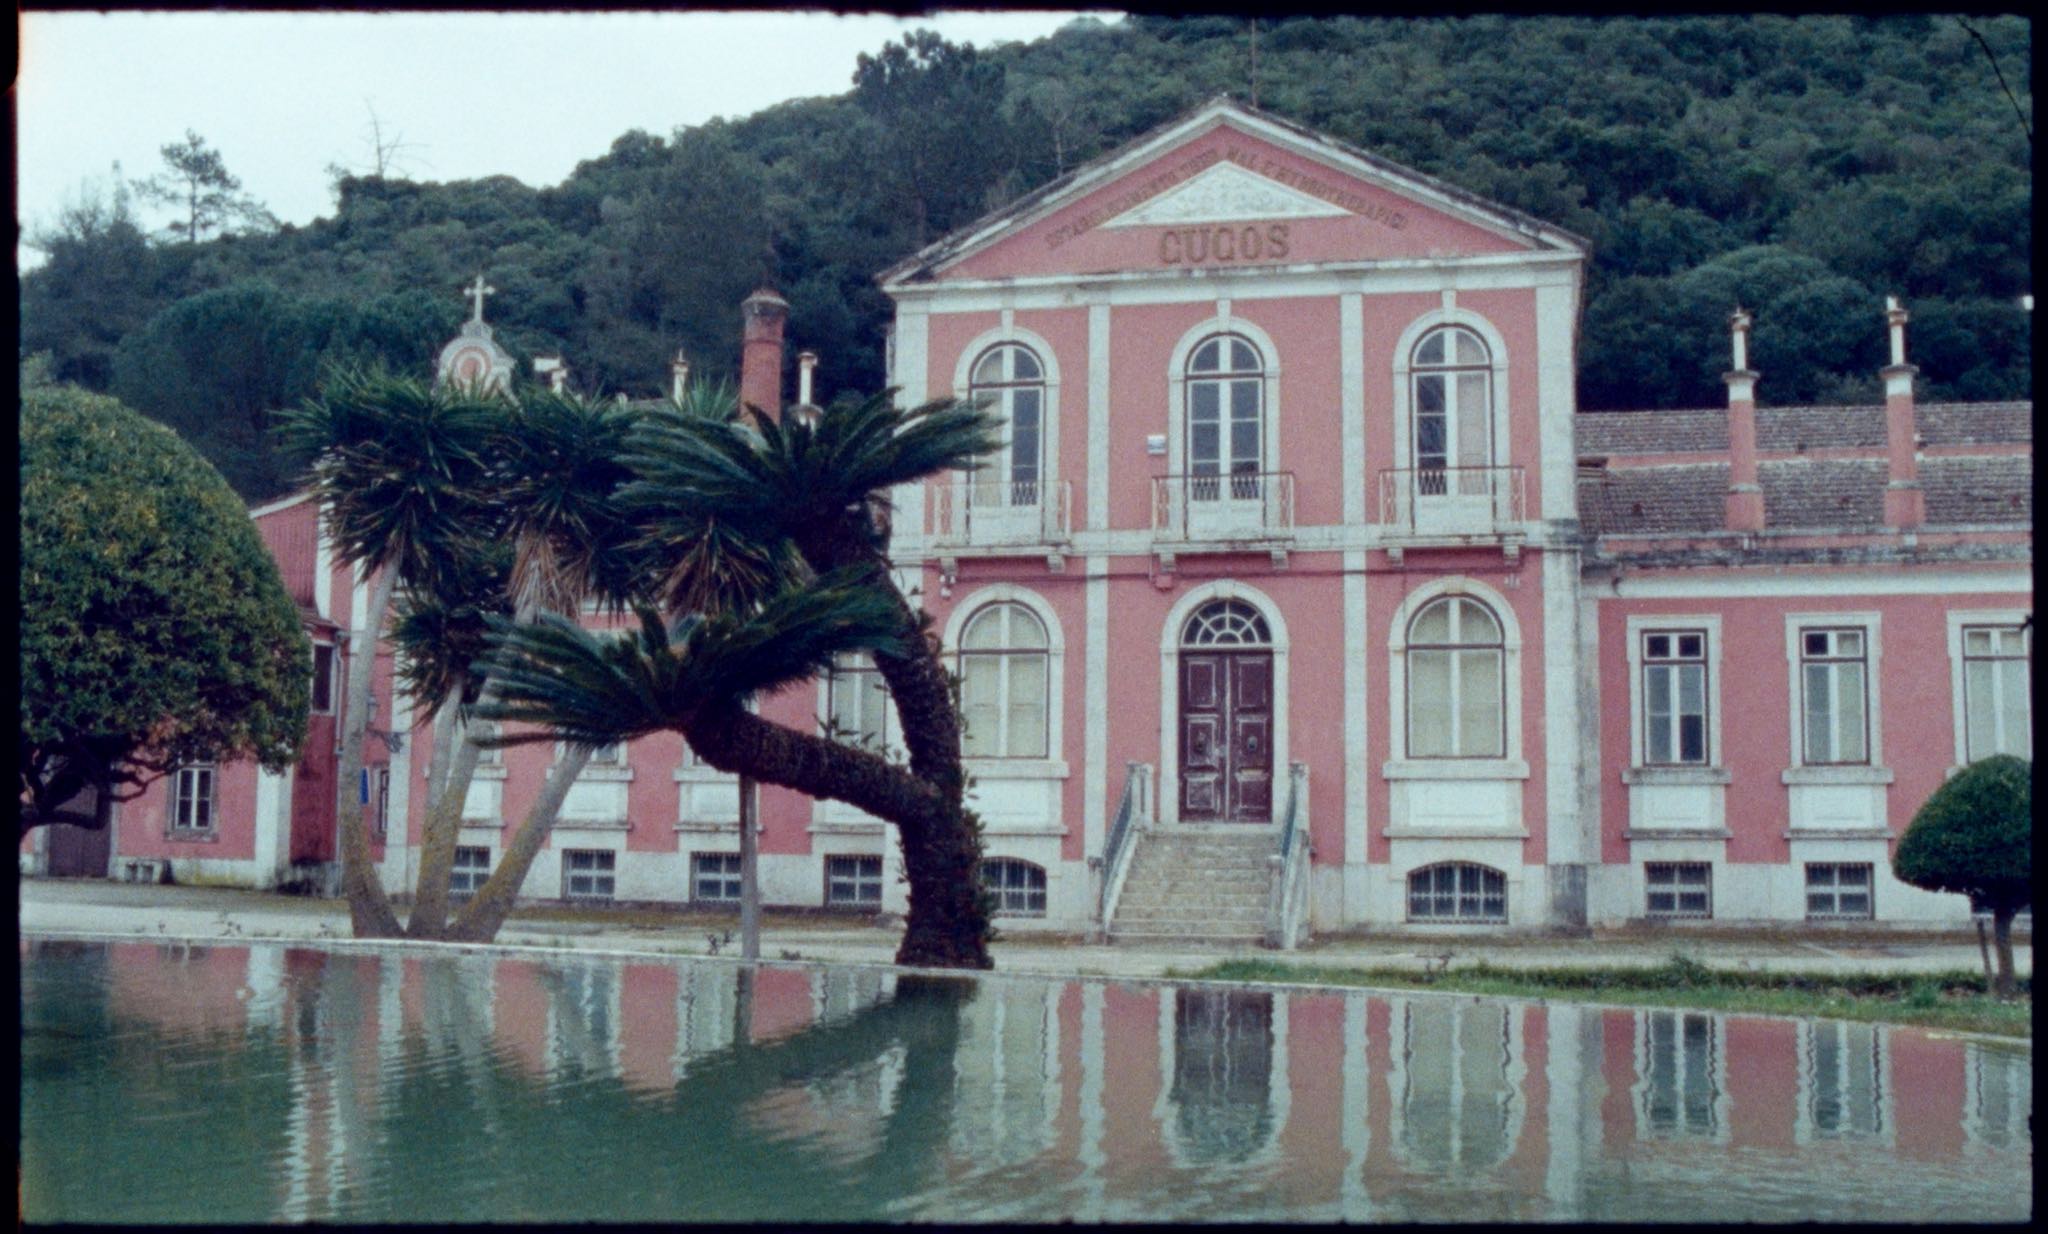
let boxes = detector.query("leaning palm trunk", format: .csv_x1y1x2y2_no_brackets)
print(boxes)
445,743,595,941
422,698,460,815
795,523,989,968
405,729,488,937
336,569,404,937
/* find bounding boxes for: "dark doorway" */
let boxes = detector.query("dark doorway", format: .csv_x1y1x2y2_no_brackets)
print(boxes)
45,820,112,878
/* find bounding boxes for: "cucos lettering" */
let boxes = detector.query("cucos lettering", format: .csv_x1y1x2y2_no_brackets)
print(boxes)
1158,223,1289,266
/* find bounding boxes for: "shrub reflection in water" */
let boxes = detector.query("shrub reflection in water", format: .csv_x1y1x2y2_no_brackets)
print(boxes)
19,938,2032,1223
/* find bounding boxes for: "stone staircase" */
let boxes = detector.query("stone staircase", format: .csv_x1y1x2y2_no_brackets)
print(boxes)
1108,828,1275,946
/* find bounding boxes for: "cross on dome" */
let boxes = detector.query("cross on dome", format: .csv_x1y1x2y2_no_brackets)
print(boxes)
464,274,496,323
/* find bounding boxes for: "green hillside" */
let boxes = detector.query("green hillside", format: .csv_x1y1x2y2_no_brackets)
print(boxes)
21,15,2032,502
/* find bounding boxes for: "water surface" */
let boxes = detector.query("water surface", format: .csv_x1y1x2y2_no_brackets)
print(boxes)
19,937,2032,1223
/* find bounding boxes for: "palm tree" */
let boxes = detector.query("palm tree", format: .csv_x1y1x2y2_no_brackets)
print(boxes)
278,367,499,937
408,387,649,942
475,388,1004,968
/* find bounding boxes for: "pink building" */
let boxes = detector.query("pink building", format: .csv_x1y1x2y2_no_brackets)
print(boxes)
27,98,2029,936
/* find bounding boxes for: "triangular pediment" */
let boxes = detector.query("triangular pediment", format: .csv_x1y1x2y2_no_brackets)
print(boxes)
879,96,1587,289
1099,161,1349,228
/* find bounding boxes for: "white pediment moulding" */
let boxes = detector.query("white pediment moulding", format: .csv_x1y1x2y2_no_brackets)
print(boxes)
1100,161,1350,228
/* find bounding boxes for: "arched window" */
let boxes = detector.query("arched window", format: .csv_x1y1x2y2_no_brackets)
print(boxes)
1411,326,1493,495
1186,333,1265,500
1408,862,1507,922
1406,596,1505,758
969,344,1045,506
979,857,1048,916
959,603,1050,758
1182,598,1272,647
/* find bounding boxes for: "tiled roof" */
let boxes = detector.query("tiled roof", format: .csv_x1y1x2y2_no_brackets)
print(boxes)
1577,453,2031,536
1576,464,1725,537
1759,459,1886,527
1574,401,2032,456
1925,456,2033,524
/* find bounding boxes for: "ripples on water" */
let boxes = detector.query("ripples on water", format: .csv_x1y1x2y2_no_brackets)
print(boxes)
18,937,2033,1224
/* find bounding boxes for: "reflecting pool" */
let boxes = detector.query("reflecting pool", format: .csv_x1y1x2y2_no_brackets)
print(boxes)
19,937,2032,1223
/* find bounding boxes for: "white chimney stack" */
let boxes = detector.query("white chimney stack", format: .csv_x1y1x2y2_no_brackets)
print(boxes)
670,349,690,402
798,350,818,409
1885,295,1909,367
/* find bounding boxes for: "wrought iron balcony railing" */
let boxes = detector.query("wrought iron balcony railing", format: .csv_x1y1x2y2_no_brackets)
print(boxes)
926,478,1072,548
1151,470,1296,542
1377,465,1525,536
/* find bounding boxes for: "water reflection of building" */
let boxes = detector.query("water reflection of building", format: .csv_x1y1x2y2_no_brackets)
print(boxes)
1386,998,1526,1174
57,942,2034,1223
1794,1020,1893,1147
1631,1010,1728,1143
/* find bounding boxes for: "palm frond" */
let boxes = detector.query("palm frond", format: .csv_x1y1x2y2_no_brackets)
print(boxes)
491,388,645,617
467,572,909,748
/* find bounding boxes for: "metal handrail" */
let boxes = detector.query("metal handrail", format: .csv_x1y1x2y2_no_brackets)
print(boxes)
1377,464,1525,529
1151,471,1295,539
1096,761,1150,930
1265,762,1311,949
929,478,1072,546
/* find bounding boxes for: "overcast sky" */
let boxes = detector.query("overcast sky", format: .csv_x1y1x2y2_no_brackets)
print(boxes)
16,9,1122,267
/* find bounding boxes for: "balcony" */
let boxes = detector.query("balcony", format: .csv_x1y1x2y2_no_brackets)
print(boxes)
925,479,1072,574
1152,471,1295,568
1377,465,1526,560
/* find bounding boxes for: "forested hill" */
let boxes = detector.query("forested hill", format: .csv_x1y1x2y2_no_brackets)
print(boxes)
22,15,2033,502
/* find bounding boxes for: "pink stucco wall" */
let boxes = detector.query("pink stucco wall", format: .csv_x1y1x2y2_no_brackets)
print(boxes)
945,122,1527,283
1595,585,2030,865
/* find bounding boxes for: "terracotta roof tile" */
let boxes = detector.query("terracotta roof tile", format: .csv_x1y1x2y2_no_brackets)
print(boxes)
1760,459,1886,528
1924,456,2033,525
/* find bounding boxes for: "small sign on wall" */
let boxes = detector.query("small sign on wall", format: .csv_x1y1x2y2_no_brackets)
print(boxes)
1146,434,1167,456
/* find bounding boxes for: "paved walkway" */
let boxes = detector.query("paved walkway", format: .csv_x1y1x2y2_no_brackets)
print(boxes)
18,877,2029,983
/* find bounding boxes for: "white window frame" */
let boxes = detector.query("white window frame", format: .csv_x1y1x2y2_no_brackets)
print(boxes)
1384,577,1526,774
1390,307,1511,484
448,845,491,901
822,653,900,757
1782,612,1884,775
1804,861,1875,920
561,848,616,902
169,763,217,834
1406,861,1508,923
1163,310,1282,490
950,323,1062,506
1402,595,1507,760
1644,861,1713,919
942,585,1067,773
690,851,742,904
980,857,1048,917
1626,617,1722,770
1945,610,2031,767
825,853,885,908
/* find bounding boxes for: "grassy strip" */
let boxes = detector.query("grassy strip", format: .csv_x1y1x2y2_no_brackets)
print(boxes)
1179,957,2033,1039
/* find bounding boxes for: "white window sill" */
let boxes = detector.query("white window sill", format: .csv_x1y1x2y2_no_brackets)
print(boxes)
1781,765,1894,786
965,757,1070,780
1621,766,1732,786
1622,827,1733,841
675,820,758,834
1383,759,1531,781
1382,826,1529,840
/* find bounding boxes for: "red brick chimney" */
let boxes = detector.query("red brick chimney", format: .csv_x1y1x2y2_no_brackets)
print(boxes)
1724,306,1765,533
1880,296,1924,530
739,288,789,423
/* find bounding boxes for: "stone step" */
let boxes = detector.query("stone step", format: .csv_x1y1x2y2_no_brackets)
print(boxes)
1109,929,1266,947
1116,888,1269,908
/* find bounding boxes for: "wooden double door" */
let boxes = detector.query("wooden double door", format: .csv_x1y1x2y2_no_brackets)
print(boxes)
1179,650,1274,823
